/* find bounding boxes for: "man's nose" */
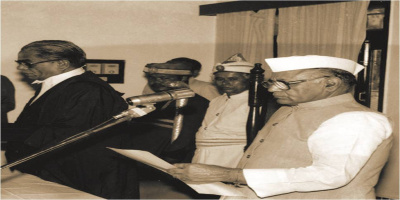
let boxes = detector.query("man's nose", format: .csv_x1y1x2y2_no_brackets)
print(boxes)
267,84,282,92
17,64,28,70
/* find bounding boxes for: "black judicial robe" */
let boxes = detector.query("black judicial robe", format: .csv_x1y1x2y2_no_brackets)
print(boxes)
5,71,139,199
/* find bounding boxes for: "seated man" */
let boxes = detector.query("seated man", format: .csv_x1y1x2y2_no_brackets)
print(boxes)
129,61,209,164
192,53,253,168
168,55,393,199
4,40,140,199
142,57,220,101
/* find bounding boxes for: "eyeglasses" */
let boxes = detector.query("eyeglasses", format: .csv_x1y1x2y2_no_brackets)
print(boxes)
15,59,60,68
262,76,331,90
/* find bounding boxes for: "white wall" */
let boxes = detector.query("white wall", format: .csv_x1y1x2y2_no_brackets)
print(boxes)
1,1,217,122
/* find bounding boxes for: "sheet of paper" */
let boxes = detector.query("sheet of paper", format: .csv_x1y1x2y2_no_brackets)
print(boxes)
109,148,172,173
108,148,244,196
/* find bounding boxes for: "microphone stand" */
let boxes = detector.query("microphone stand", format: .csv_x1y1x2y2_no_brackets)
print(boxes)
1,106,154,170
245,63,265,151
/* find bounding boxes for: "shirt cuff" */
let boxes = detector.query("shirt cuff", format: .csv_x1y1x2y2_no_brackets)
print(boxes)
244,168,294,198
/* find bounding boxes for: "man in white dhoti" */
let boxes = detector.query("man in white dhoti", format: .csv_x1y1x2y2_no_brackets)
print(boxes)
191,53,253,168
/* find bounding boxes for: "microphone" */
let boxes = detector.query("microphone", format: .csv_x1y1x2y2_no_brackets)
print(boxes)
126,88,195,106
171,99,188,143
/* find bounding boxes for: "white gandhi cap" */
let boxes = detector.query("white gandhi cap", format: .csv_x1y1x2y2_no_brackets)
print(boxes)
265,55,364,75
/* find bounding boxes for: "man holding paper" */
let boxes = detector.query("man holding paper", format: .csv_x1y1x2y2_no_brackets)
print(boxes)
167,55,393,199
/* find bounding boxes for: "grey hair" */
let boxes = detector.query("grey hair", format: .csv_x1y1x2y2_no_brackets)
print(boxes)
21,40,86,68
322,68,357,87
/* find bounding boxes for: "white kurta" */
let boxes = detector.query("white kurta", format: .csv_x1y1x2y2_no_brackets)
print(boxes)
224,94,393,199
192,91,249,167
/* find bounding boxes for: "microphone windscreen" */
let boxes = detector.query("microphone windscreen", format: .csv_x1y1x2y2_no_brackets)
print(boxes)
126,88,195,106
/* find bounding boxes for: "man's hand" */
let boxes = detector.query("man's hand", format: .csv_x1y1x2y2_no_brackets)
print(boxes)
167,163,241,184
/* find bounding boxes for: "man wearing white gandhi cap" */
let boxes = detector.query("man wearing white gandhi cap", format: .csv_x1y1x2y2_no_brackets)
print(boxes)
168,55,393,199
265,55,364,74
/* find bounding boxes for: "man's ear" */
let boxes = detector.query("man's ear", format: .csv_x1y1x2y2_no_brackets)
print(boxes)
57,60,70,71
325,77,341,91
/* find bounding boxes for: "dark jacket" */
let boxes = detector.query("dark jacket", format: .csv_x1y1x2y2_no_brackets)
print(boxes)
128,94,209,164
5,71,139,199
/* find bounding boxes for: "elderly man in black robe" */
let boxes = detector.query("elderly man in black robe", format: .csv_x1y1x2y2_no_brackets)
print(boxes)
4,40,139,199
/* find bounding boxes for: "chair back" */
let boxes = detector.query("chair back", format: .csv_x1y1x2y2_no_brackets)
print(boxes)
246,63,281,150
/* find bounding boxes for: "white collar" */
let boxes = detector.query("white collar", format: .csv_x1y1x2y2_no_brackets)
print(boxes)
32,67,85,86
223,90,249,100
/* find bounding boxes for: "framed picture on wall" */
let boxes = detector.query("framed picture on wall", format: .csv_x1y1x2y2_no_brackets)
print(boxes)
85,59,125,83
86,63,102,74
367,8,385,30
103,63,120,74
